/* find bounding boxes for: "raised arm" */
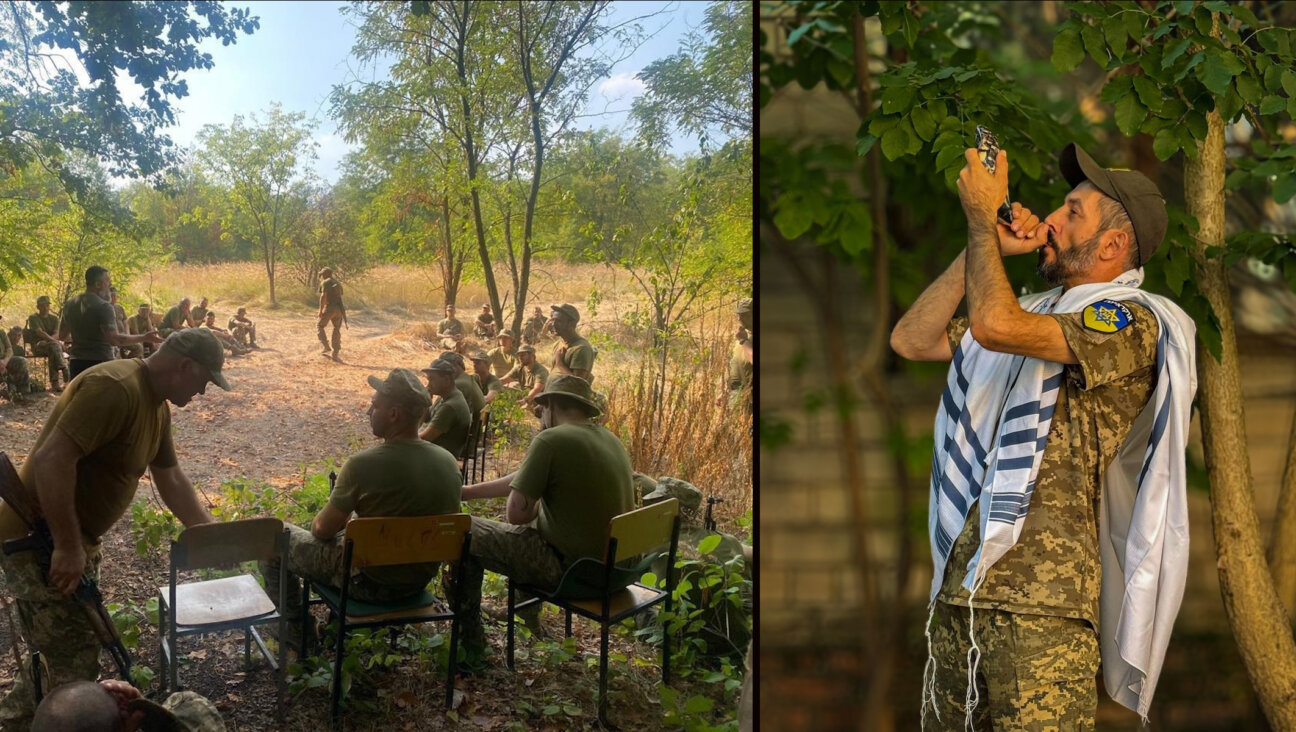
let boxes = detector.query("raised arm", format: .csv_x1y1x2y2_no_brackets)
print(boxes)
889,249,968,362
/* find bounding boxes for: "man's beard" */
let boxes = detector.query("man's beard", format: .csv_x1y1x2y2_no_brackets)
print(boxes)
1038,230,1101,286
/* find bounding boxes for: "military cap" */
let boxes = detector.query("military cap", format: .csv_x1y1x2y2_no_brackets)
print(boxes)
440,351,465,370
737,298,752,315
319,267,333,277
632,472,658,500
138,303,150,309
516,344,536,355
367,368,432,411
36,295,51,305
470,350,491,363
644,477,703,512
550,303,580,323
535,373,601,417
497,330,515,340
161,329,230,391
128,690,225,732
420,358,456,376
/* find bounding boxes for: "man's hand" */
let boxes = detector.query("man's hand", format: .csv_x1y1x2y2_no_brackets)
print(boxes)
143,330,164,345
49,543,86,595
957,148,1010,227
997,202,1047,256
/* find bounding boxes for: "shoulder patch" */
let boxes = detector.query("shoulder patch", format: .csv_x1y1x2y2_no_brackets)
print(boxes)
1081,300,1134,334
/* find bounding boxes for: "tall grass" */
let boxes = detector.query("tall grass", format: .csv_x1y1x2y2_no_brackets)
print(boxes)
601,307,752,530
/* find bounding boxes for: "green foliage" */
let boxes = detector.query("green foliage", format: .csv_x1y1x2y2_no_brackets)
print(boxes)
129,500,182,557
637,539,752,673
106,599,158,688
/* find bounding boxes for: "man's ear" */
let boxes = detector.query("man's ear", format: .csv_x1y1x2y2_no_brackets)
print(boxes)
1101,228,1129,262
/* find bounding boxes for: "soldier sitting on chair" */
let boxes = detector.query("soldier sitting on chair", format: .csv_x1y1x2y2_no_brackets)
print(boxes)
257,369,462,651
470,351,503,407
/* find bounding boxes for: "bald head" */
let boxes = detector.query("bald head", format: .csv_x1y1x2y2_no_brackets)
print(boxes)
32,681,121,732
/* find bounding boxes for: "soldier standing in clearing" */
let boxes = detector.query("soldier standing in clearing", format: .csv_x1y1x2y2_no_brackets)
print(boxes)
317,267,345,362
548,303,596,383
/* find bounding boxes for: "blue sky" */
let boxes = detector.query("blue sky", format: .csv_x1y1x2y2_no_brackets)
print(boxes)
156,0,707,184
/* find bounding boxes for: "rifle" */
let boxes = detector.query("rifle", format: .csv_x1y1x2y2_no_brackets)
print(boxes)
0,452,135,685
704,496,724,533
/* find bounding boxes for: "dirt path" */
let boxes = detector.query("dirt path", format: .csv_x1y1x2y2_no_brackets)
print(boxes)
0,306,694,730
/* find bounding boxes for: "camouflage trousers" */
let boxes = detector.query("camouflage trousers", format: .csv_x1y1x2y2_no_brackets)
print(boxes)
29,342,67,382
0,549,103,731
925,601,1099,732
317,310,343,354
451,517,567,653
258,524,426,623
157,690,225,731
230,323,256,347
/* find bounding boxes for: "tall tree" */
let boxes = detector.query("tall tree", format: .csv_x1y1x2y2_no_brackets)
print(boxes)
196,104,317,306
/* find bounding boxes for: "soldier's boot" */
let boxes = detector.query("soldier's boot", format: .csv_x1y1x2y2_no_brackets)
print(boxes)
331,329,342,361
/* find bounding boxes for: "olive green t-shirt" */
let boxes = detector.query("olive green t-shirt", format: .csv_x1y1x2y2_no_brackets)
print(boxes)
511,423,634,562
329,438,462,589
426,388,472,456
524,315,547,341
189,306,208,325
487,346,516,379
437,318,464,337
62,293,116,361
320,278,344,309
937,301,1158,628
26,312,59,345
0,359,175,546
127,314,152,336
505,362,549,392
455,373,485,416
554,336,596,378
474,372,502,398
161,306,188,332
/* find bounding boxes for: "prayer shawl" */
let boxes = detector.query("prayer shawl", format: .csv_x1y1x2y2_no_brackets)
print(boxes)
926,268,1197,719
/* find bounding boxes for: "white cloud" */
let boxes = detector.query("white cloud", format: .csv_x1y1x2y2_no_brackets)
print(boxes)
597,73,646,102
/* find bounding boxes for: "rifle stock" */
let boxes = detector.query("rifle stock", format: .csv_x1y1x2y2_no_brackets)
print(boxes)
0,452,135,685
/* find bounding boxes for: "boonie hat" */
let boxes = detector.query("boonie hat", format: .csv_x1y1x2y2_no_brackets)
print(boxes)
550,303,580,323
534,373,601,417
1060,143,1168,266
421,358,456,376
644,477,703,512
162,329,231,391
367,368,433,411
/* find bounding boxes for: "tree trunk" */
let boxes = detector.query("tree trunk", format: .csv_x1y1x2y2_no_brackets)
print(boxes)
454,3,502,321
264,237,277,307
1266,408,1296,622
1189,109,1296,729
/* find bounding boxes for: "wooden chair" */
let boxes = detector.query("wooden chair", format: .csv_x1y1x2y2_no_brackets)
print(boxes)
472,410,493,482
301,514,471,726
459,410,488,482
159,518,289,697
506,499,680,727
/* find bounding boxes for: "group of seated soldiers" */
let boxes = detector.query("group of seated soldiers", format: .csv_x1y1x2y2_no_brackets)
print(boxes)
0,288,259,403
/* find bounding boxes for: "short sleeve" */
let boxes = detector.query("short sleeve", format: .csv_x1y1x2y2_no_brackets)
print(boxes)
1051,300,1158,390
511,433,553,502
329,456,363,514
55,378,132,455
430,402,458,431
150,414,179,469
947,317,970,354
568,344,595,372
535,364,550,386
504,365,523,382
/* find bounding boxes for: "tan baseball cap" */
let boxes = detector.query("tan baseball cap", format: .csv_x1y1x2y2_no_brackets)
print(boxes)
162,329,231,391
1060,143,1168,267
367,368,433,411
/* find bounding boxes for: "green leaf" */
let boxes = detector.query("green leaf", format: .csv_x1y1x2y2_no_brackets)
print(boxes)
910,106,936,141
1224,168,1249,191
881,124,908,161
881,85,916,114
1103,15,1127,56
1052,24,1085,72
1217,86,1243,123
1123,12,1145,42
1260,95,1287,115
1193,7,1213,37
1275,175,1296,204
1185,110,1208,140
1230,4,1260,28
1290,97,1296,120
684,695,715,714
1197,52,1240,96
933,130,963,151
1264,65,1283,93
1132,76,1164,114
868,114,900,137
1235,74,1262,105
1172,0,1194,14
902,13,918,47
697,533,723,555
1100,76,1133,103
935,143,965,170
1153,127,1180,161
856,133,878,157
1017,148,1041,180
1282,70,1296,98
1114,94,1146,136
786,22,815,47
1080,22,1107,64
1162,37,1192,69
773,199,813,240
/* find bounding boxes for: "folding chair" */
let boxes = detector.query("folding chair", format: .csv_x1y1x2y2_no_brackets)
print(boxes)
302,514,471,725
158,518,289,697
459,410,487,482
473,410,492,482
506,498,680,727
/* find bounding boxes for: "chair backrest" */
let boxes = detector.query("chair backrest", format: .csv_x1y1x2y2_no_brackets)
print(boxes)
172,517,285,571
607,498,679,562
345,513,471,569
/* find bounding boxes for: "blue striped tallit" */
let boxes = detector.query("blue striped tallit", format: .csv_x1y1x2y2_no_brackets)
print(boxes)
925,268,1197,721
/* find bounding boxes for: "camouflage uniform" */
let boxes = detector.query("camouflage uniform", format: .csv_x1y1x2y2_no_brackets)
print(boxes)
228,313,257,348
126,311,156,357
259,524,428,624
318,275,345,357
927,302,1158,729
161,690,226,731
0,549,103,729
522,313,548,345
3,357,44,403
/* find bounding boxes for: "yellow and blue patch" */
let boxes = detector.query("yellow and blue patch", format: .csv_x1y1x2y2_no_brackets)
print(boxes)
1082,300,1134,334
